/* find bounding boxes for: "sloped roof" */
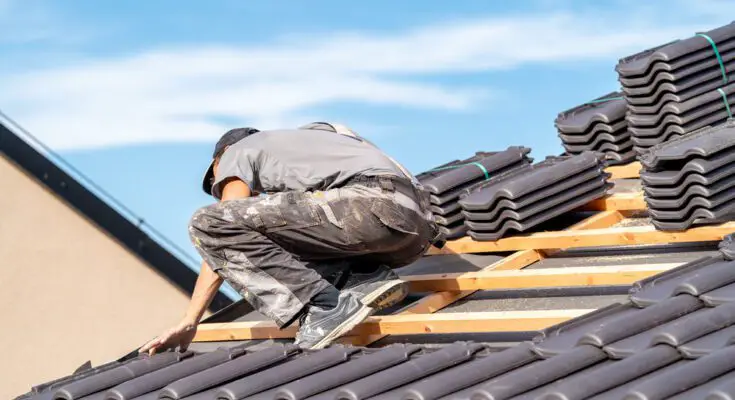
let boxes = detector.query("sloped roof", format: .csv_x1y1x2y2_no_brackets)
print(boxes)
14,238,735,400
0,119,232,311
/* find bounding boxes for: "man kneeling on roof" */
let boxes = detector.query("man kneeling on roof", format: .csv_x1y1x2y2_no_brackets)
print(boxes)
140,122,440,352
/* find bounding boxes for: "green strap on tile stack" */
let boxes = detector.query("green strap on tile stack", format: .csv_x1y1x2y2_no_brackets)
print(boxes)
585,96,624,105
698,33,732,120
430,161,490,180
718,88,733,119
697,33,729,85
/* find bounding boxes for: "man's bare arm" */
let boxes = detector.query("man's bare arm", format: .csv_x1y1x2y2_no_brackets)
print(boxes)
139,178,251,355
179,178,252,325
181,261,223,326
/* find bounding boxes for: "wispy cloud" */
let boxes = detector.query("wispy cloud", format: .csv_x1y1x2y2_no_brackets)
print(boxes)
0,2,731,150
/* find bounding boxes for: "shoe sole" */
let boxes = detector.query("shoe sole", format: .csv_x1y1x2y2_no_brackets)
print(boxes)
360,279,409,311
308,304,373,350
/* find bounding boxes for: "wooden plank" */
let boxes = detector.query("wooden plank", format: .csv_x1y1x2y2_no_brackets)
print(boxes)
605,162,641,180
348,210,625,346
436,221,735,254
582,191,646,212
427,210,626,256
404,263,682,292
193,309,595,342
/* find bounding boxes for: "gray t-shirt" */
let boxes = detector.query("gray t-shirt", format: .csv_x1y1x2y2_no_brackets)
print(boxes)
211,128,406,198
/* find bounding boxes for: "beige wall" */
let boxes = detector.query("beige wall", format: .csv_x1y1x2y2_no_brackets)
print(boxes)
0,155,192,399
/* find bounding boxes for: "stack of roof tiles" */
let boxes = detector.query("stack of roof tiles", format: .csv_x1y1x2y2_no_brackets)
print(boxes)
18,237,735,400
616,22,735,156
640,120,735,231
459,151,612,241
554,92,635,165
416,147,532,240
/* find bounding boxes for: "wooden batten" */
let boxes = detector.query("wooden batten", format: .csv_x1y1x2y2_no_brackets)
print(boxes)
193,309,595,342
582,191,646,211
432,221,735,254
605,162,641,180
403,263,683,292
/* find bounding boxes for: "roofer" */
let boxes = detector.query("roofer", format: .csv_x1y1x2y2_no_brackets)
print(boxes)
140,122,439,352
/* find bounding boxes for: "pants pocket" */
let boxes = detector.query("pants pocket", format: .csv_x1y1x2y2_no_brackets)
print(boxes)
369,198,419,235
254,193,323,232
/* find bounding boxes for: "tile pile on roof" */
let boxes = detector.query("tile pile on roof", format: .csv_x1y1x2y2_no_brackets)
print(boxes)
459,151,612,241
416,147,532,239
640,120,735,230
616,21,735,155
17,241,735,400
554,91,635,165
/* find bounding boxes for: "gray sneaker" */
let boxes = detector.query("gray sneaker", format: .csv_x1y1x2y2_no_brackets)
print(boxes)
342,265,409,311
294,292,372,349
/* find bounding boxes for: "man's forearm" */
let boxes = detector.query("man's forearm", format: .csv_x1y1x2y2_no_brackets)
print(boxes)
181,261,223,326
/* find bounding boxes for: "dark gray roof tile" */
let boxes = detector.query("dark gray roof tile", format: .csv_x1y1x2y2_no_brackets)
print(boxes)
620,43,735,87
678,324,735,359
399,343,538,400
651,302,735,346
587,360,691,400
509,360,616,400
462,169,608,222
640,121,735,170
159,345,298,400
563,140,633,154
623,64,733,101
531,303,637,358
557,121,627,143
644,173,735,209
467,182,612,241
554,92,626,133
418,147,532,197
673,260,735,297
622,345,735,399
702,283,735,307
627,83,735,127
602,308,709,358
459,153,605,211
540,346,680,400
615,22,735,77
105,346,246,400
335,342,483,400
629,255,724,307
216,346,358,400
54,352,192,400
579,294,703,348
428,158,530,205
650,200,735,231
666,369,735,399
273,344,420,400
470,345,606,400
640,150,735,187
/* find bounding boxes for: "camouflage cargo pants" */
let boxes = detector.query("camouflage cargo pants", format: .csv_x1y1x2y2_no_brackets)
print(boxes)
188,176,439,327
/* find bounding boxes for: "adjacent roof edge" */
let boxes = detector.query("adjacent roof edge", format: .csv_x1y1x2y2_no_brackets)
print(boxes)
0,121,232,312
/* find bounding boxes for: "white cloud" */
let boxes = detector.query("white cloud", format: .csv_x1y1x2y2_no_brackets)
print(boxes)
1,3,732,150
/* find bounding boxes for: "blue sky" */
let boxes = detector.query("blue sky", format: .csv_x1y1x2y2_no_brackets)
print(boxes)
1,0,732,299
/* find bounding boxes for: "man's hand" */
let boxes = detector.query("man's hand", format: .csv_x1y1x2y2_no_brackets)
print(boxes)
138,176,251,357
139,321,197,355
